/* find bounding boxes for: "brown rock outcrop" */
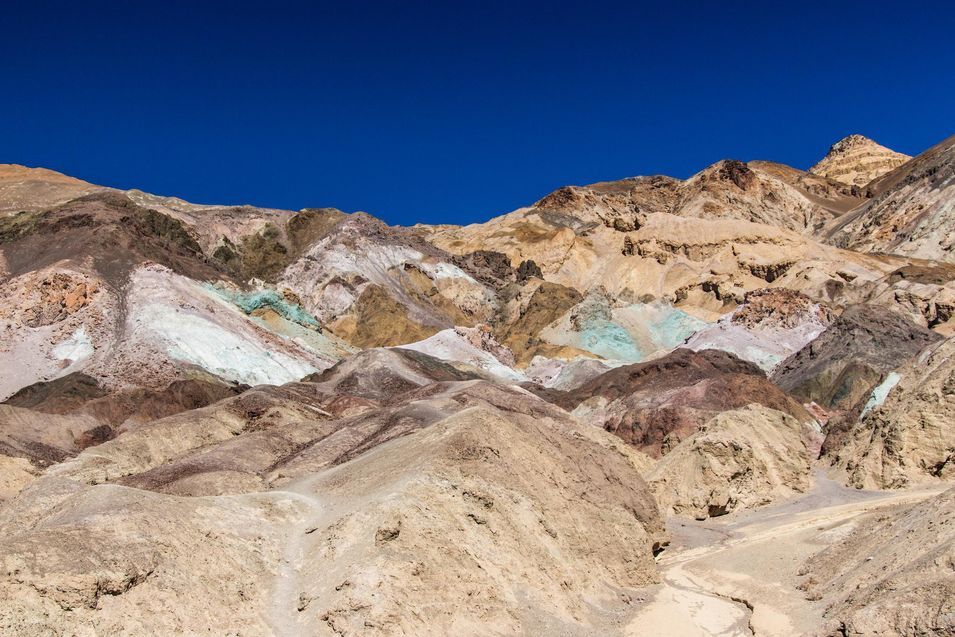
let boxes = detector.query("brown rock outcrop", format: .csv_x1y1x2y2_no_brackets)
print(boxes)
771,304,942,412
553,349,813,457
730,288,834,330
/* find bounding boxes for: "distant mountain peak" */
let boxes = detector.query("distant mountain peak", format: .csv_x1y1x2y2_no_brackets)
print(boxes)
810,134,910,187
827,133,881,153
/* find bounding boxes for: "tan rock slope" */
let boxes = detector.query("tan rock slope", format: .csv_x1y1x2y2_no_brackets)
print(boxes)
861,262,955,335
0,164,106,216
0,352,665,636
800,486,955,636
0,404,102,500
646,404,812,519
809,134,911,187
749,159,866,220
825,336,955,489
674,159,840,231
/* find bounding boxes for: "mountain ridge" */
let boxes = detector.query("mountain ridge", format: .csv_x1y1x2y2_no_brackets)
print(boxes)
1,131,954,636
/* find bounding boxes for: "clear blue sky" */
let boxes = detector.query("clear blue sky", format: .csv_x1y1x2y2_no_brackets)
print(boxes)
3,1,953,225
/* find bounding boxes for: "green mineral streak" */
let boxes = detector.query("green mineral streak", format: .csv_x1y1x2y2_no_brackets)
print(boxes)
579,320,644,361
860,372,902,418
576,303,707,363
207,285,321,330
645,307,708,350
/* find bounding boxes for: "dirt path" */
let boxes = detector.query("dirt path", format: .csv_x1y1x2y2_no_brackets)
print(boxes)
264,479,327,637
627,470,947,636
626,561,754,636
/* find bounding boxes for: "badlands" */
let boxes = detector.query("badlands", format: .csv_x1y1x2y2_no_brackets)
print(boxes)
1,132,954,636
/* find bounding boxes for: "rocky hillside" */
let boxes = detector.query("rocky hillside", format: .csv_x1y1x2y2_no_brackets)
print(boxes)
770,304,942,414
800,486,955,635
0,164,106,215
646,404,812,519
0,351,664,635
548,348,814,457
2,131,955,635
824,134,955,262
824,336,955,489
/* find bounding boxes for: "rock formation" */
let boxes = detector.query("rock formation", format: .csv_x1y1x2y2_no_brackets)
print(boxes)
551,348,814,457
686,288,834,372
809,134,911,187
771,304,942,413
824,134,955,262
646,404,813,519
825,337,955,489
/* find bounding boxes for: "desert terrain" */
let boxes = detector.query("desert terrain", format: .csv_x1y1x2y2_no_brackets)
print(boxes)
1,132,954,635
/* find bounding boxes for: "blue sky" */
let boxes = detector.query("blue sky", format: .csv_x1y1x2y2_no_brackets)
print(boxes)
2,1,953,225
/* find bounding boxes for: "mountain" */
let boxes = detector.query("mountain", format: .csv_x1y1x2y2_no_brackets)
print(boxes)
823,134,955,262
421,176,904,324
809,134,911,187
0,190,496,400
2,132,955,635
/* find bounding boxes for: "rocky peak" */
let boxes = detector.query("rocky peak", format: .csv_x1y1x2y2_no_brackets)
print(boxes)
715,159,755,190
827,134,877,153
810,134,910,187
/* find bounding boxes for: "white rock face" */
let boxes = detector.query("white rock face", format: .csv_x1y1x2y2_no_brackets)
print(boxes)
140,302,317,386
0,265,116,400
859,372,902,418
397,327,526,382
686,304,830,373
52,326,94,372
524,355,614,390
279,219,495,330
115,265,353,387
